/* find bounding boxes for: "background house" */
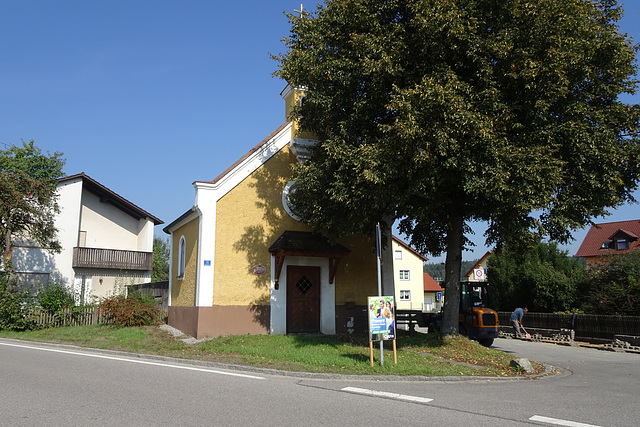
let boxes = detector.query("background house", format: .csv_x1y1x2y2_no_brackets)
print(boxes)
463,251,492,282
423,272,443,313
392,236,428,311
11,173,163,302
575,219,640,266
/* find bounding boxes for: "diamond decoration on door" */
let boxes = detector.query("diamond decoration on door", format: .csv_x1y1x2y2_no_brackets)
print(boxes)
296,275,312,294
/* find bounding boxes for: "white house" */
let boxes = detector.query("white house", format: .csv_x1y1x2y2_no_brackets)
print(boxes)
11,173,163,301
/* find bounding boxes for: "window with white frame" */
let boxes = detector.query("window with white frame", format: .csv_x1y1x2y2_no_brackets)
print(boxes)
178,236,186,279
394,249,402,260
400,290,411,300
399,270,410,280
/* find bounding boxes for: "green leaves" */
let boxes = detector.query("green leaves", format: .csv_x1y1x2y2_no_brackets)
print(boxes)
0,141,65,268
275,0,640,332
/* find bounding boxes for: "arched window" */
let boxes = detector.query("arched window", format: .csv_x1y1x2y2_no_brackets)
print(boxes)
178,236,186,278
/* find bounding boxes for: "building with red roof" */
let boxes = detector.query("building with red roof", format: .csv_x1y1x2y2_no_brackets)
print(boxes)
575,219,640,266
423,272,444,312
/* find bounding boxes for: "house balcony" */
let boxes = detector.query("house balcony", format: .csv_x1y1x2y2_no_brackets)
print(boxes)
72,247,153,271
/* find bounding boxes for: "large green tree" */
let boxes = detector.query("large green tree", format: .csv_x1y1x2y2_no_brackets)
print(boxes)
0,141,65,271
487,242,587,312
274,0,640,337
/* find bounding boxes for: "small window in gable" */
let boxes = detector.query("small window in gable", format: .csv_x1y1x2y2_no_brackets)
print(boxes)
394,250,403,260
616,239,629,250
600,239,612,249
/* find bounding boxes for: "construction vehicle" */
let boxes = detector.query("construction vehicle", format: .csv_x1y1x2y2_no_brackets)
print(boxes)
420,282,499,347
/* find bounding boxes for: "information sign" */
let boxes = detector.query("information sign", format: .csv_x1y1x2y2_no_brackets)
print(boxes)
367,296,396,341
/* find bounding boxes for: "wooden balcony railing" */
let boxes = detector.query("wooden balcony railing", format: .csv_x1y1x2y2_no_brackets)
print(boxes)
72,247,153,271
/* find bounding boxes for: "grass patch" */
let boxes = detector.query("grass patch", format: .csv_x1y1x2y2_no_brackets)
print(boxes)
0,326,542,377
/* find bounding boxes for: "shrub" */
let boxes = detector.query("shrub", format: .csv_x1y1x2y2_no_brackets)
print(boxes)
37,284,75,313
36,284,88,327
99,295,161,327
0,274,36,331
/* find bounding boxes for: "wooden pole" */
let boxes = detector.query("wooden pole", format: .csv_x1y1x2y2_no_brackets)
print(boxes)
392,339,397,364
369,340,374,367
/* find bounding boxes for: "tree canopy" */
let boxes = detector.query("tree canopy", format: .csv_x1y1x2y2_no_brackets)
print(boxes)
0,141,65,271
274,0,640,336
487,241,587,312
581,250,640,315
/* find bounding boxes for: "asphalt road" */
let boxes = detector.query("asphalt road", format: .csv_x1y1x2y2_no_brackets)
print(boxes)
0,337,637,426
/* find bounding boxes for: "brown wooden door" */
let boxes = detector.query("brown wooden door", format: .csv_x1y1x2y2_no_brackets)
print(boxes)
286,265,321,333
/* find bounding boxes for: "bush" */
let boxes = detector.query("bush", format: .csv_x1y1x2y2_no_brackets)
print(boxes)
99,295,161,327
581,251,640,315
0,274,36,331
37,284,75,313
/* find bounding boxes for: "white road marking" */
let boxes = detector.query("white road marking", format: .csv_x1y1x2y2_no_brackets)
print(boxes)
341,386,433,403
529,415,601,427
0,341,265,380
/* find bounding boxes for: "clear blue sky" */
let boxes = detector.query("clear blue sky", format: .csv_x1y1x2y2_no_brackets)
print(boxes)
1,1,639,262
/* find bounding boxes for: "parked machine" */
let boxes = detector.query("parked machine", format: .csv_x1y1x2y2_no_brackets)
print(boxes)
421,282,499,347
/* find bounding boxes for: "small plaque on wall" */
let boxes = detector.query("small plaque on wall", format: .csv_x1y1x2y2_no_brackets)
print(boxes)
251,265,266,275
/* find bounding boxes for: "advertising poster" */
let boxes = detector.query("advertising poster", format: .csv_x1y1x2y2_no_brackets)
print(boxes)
368,296,396,341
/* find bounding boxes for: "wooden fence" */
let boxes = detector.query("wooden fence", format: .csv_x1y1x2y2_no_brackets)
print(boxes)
127,281,168,312
28,306,107,328
27,281,170,328
498,311,640,340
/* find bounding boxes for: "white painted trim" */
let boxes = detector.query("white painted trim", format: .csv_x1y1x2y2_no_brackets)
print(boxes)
167,231,173,307
280,84,308,100
187,124,293,308
194,202,214,307
270,255,334,335
194,124,292,202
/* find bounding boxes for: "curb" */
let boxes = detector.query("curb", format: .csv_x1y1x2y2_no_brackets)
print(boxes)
0,336,563,382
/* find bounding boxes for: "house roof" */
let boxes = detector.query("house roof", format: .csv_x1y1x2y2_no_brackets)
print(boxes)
162,207,197,234
575,219,640,257
423,273,443,292
60,173,163,225
392,235,429,262
200,122,290,186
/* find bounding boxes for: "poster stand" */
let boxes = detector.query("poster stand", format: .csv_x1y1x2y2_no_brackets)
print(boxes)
369,338,397,367
368,295,397,366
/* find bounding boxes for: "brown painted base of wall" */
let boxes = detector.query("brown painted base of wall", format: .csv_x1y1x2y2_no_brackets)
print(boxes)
169,304,370,339
169,305,270,339
335,304,369,335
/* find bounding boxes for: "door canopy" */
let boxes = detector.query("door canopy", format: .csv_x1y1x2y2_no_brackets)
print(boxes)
269,231,350,286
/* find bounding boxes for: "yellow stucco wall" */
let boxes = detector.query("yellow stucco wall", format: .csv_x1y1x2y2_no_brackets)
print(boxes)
284,88,316,140
213,144,377,307
334,235,378,304
171,217,199,306
213,146,307,306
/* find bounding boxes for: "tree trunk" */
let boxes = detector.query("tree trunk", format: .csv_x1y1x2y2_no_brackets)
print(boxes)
2,227,14,273
440,214,464,338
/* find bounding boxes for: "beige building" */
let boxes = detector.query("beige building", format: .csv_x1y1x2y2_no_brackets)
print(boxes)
11,173,163,301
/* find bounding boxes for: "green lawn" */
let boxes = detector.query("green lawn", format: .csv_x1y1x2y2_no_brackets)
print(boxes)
0,325,542,377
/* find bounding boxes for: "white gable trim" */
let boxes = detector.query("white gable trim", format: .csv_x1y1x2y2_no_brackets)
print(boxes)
193,123,292,202
189,123,292,307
